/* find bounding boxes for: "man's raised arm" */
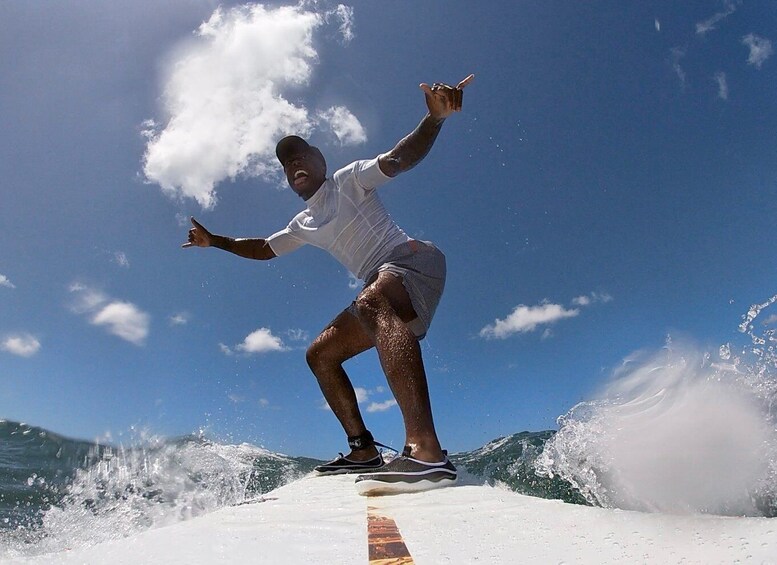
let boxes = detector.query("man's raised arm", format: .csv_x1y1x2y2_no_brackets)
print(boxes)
378,74,474,178
182,217,276,261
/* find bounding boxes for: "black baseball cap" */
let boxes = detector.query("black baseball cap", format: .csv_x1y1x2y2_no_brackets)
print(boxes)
276,135,312,165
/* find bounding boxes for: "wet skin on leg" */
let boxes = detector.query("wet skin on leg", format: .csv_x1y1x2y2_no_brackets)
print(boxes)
306,271,444,463
306,311,378,462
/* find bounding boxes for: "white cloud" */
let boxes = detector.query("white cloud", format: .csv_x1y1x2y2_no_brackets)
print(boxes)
69,283,150,345
320,385,397,412
480,302,579,339
354,386,369,403
91,302,150,346
670,47,687,90
235,327,287,354
482,292,613,340
0,275,15,289
169,312,190,326
317,106,367,145
696,0,739,36
68,283,108,314
742,34,773,69
714,71,729,100
1,333,41,357
114,253,130,268
654,19,660,33
330,4,355,43
142,3,364,210
227,393,245,403
572,292,613,307
367,399,397,413
763,314,777,326
286,328,309,342
112,251,130,268
572,295,591,307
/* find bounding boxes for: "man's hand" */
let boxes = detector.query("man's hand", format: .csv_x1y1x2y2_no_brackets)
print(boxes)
420,74,474,120
182,217,212,248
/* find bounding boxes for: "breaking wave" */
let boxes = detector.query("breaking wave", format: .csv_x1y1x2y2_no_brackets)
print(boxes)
536,296,777,516
0,428,317,559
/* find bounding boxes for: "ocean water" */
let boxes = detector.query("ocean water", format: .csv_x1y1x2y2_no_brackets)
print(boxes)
0,424,319,559
1,297,775,558
537,295,777,517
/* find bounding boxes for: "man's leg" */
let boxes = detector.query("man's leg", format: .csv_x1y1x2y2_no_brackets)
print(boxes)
353,272,444,462
306,310,378,461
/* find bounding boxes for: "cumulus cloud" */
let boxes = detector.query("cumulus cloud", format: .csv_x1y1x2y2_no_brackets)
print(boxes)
481,292,613,340
480,302,579,339
367,399,398,413
695,0,739,36
91,302,150,346
714,71,729,100
69,283,150,345
68,283,108,314
1,333,41,357
742,34,773,69
142,2,365,209
353,386,369,403
0,275,15,289
320,385,397,412
317,106,367,145
233,327,287,354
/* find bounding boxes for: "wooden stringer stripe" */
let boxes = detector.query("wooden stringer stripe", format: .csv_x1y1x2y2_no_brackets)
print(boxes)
367,506,415,565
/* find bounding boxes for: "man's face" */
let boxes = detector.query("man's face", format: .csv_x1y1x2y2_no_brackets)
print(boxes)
283,148,326,200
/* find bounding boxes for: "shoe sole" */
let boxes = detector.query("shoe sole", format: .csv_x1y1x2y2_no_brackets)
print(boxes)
355,475,457,496
315,465,385,476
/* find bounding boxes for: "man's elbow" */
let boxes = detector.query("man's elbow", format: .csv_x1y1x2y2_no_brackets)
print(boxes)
254,242,277,261
378,154,402,178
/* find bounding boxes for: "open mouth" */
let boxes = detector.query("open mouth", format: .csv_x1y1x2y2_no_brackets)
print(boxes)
293,169,309,186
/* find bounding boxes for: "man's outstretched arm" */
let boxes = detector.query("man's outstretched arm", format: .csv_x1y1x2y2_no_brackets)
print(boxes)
379,74,474,178
182,217,276,260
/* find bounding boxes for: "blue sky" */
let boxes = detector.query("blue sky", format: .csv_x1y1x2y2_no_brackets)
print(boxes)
1,1,775,458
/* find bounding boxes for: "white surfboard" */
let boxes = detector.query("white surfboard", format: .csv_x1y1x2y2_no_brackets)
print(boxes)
22,474,776,564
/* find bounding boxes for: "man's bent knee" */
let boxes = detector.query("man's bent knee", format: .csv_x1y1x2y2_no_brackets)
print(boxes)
305,341,321,372
306,331,334,373
353,287,390,327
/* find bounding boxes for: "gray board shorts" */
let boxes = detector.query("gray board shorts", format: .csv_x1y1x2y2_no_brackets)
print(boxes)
347,240,446,340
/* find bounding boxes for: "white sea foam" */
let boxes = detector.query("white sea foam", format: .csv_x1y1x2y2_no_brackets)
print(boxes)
2,434,307,558
537,301,777,516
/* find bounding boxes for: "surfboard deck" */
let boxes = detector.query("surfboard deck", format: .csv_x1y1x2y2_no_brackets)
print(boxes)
23,474,776,564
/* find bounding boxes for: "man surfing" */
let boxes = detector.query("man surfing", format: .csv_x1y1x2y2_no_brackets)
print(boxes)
184,74,474,494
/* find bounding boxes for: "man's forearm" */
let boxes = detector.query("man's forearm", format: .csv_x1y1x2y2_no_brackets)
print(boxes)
380,113,445,177
211,235,276,260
